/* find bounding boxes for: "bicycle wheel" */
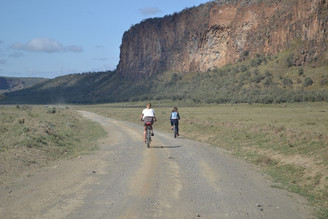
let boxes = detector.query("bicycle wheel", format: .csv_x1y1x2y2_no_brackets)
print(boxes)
146,127,151,148
173,124,177,138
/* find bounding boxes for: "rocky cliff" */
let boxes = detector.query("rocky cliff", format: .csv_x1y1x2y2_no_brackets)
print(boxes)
117,0,328,80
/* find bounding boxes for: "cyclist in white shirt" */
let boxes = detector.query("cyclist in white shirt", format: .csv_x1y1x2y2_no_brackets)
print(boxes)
141,103,157,142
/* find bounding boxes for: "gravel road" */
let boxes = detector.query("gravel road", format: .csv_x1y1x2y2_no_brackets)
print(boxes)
0,111,314,218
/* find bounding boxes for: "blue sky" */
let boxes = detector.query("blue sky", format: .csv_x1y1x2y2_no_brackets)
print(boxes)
0,0,209,78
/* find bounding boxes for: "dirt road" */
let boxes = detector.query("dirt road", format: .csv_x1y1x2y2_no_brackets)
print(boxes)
0,111,314,218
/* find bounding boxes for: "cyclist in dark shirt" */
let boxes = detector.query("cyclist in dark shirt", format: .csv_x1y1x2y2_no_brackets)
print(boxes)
170,107,180,136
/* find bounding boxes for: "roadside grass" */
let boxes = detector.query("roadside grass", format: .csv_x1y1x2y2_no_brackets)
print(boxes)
0,105,106,183
74,101,328,218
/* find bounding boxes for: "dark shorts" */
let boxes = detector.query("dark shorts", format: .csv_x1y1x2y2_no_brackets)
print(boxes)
143,116,154,125
171,119,179,124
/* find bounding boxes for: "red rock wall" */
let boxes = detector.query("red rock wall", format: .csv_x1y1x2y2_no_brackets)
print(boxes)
117,0,328,80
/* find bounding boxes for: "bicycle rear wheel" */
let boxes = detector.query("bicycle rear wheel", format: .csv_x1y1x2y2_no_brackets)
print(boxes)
146,127,151,148
173,124,177,138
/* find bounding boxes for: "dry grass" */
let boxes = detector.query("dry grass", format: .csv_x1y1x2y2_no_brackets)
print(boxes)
0,105,106,184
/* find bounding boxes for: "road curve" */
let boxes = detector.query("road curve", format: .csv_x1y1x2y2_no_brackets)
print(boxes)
0,111,313,219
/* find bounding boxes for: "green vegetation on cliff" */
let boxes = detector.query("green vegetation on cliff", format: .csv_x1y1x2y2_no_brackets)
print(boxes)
115,52,328,104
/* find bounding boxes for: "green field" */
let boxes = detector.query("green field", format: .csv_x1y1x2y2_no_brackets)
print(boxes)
74,101,328,218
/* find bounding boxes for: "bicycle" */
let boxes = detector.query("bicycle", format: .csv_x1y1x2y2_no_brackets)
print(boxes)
145,122,153,148
172,122,178,138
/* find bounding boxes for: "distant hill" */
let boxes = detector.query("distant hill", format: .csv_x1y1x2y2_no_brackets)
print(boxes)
0,76,48,94
0,71,120,104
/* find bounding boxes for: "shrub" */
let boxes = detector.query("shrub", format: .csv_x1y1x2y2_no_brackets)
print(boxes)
240,65,248,72
320,75,328,86
283,77,293,86
239,50,250,61
265,70,272,77
251,58,262,67
47,107,56,114
298,68,304,76
264,77,273,86
304,77,313,87
286,54,294,67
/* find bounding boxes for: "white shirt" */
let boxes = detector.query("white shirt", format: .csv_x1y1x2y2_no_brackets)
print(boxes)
142,108,155,119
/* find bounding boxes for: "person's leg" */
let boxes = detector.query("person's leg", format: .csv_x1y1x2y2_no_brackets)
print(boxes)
144,126,147,142
176,121,179,135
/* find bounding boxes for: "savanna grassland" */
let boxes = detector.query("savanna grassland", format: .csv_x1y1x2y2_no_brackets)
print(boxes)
74,101,328,218
0,105,106,185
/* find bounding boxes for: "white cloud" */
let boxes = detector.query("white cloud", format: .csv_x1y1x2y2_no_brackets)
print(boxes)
10,38,83,53
139,7,162,16
11,38,62,53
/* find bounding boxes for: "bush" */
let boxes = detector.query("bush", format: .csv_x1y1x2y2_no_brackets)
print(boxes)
298,68,304,76
239,50,250,61
283,77,293,86
286,54,294,67
47,107,56,114
265,70,272,77
304,77,313,87
250,58,262,67
264,77,273,86
320,75,328,86
240,65,248,72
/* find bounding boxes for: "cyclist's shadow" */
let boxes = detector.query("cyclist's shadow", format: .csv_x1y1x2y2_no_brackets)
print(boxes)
151,145,182,149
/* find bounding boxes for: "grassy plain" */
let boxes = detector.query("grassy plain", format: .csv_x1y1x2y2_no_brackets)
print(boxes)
0,105,106,184
74,101,328,218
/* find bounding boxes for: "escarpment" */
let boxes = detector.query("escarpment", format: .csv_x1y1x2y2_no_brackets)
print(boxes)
117,0,328,80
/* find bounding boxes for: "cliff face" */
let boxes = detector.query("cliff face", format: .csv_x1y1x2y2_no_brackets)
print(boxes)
117,0,328,80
